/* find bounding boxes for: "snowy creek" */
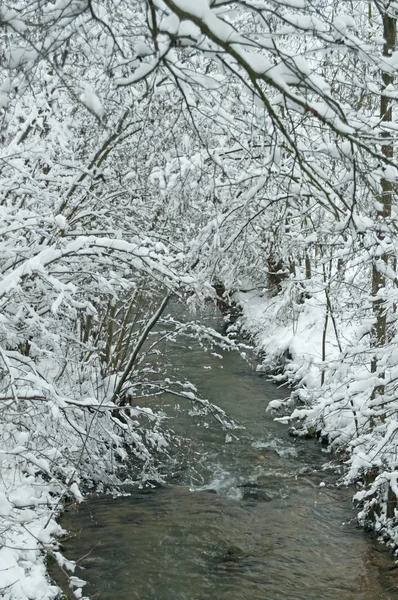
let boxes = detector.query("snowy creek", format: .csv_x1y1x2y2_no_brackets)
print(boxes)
55,306,398,600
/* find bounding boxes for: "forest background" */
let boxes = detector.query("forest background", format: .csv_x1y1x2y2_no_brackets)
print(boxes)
2,1,398,598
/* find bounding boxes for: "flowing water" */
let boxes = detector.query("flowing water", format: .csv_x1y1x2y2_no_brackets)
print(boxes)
57,306,398,600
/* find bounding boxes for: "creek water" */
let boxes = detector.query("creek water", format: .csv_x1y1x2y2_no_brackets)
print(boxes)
58,306,398,600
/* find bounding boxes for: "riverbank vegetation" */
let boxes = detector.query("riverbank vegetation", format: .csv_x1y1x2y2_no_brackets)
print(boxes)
2,0,398,598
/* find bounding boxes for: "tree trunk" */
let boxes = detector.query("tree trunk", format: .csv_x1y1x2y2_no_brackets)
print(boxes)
371,12,396,399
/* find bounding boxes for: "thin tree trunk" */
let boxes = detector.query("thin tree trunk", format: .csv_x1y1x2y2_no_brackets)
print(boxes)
371,11,396,401
305,252,311,280
111,292,172,404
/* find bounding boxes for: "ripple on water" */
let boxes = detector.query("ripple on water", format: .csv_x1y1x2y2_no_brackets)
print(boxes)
56,481,398,600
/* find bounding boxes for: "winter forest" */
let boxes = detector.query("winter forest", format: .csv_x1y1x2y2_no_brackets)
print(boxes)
3,0,398,598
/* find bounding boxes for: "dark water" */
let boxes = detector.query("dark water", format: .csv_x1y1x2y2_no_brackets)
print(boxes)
57,307,398,600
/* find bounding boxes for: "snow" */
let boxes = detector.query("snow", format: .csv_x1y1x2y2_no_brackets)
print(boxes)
81,85,104,119
3,0,398,594
116,60,159,86
0,458,64,600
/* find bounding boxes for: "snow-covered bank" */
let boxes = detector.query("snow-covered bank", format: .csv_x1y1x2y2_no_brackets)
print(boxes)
237,283,398,551
0,393,172,600
1,430,72,600
0,446,62,600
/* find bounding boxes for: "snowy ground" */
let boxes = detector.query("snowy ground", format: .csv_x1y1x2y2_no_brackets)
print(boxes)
0,425,87,600
236,284,340,393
